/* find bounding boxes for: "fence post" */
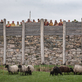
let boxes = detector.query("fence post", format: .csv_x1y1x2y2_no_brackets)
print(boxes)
81,18,82,52
3,19,6,65
40,19,44,64
63,20,66,65
22,21,25,64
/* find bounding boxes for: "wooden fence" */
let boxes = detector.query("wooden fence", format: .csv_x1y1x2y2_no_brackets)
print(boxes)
0,19,82,65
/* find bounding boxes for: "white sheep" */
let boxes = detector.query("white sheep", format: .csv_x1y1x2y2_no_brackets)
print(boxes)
18,65,27,75
5,65,19,74
27,65,34,72
25,65,34,75
73,65,82,75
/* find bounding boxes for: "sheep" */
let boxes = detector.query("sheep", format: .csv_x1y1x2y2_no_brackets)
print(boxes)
27,65,34,72
73,65,82,75
5,65,19,74
53,66,62,75
50,70,55,76
70,68,74,72
50,66,62,76
25,65,34,75
18,65,34,76
25,66,32,75
59,66,74,74
18,65,27,75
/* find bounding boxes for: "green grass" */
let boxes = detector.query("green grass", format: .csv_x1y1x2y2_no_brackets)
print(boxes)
34,65,74,72
0,69,82,82
34,64,74,68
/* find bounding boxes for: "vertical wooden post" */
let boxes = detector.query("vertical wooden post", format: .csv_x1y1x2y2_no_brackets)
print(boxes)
63,20,66,65
3,19,6,64
81,18,82,52
22,21,25,64
40,19,44,64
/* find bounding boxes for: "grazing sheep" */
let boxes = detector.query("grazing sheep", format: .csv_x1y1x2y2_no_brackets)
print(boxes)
5,65,19,74
53,66,62,75
59,66,74,74
18,65,27,75
25,66,32,75
73,65,82,75
70,68,74,72
50,70,55,76
27,65,34,72
25,65,34,75
50,66,62,76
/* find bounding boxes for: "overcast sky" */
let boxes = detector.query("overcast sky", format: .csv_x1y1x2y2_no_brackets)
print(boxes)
0,0,82,23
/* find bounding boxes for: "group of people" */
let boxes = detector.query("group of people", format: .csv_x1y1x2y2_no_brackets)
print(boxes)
0,19,78,27
44,19,63,26
5,19,63,27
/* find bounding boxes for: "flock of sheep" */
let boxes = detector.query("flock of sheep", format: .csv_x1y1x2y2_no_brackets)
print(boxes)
5,64,34,75
5,64,82,76
50,65,82,76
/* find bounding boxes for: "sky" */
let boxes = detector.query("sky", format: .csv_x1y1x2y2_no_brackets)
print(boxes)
0,0,82,23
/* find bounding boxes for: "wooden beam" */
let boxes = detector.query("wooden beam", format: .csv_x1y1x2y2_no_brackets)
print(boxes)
22,22,25,64
63,20,66,65
40,19,44,64
3,19,6,64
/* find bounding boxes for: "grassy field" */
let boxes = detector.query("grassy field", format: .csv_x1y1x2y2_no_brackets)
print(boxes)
34,64,74,72
0,69,82,82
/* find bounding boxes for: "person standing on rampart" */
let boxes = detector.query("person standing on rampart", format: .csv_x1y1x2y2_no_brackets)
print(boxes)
6,21,11,27
54,20,58,26
11,21,15,26
49,20,53,26
44,19,49,26
58,19,63,26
